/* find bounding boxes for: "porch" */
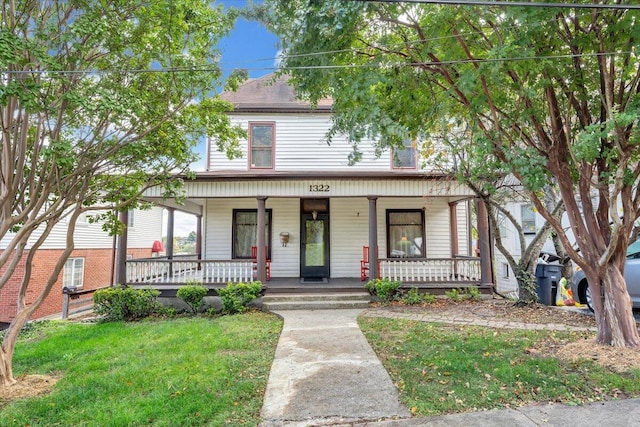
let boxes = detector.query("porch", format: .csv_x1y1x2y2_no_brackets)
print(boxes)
125,256,487,296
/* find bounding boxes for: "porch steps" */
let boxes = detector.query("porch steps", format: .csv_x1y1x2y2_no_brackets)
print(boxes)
262,291,372,311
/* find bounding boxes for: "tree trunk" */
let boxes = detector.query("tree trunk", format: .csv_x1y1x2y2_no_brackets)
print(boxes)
589,265,640,348
515,262,537,304
0,345,16,387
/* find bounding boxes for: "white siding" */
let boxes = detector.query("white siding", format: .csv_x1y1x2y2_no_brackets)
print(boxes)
0,207,163,251
330,199,370,278
209,113,437,173
456,201,471,256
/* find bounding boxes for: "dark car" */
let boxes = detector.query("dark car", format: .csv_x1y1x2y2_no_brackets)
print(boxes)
571,239,640,311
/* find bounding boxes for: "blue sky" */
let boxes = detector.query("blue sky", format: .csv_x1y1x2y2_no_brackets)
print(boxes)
190,0,279,172
217,1,280,80
170,0,279,237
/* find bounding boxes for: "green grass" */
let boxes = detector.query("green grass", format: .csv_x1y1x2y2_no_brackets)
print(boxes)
1,313,282,427
359,317,640,416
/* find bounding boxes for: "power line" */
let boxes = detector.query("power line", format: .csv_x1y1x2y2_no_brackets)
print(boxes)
354,0,640,9
2,49,631,76
282,50,634,70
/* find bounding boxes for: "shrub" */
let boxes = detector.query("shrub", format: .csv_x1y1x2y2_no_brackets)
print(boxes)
176,282,208,313
399,287,436,305
467,286,482,301
218,281,262,314
93,286,161,321
445,288,461,301
365,278,401,302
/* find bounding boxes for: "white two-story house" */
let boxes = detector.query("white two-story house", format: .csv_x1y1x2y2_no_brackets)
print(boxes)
130,74,494,294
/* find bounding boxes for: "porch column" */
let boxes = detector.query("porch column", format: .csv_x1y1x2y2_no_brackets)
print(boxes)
166,208,175,278
166,208,175,260
196,214,202,261
256,197,267,283
476,198,494,289
115,210,128,286
449,201,459,257
367,196,379,280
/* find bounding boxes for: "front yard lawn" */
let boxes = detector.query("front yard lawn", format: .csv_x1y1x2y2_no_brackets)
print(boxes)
359,316,640,417
0,313,282,427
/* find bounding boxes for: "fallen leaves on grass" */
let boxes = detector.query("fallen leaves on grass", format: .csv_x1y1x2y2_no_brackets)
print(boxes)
556,338,640,373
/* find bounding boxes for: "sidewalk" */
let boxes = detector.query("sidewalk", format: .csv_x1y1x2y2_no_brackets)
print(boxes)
260,309,410,427
259,307,640,427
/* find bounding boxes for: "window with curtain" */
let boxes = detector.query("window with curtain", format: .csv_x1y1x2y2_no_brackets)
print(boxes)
249,122,274,169
387,210,425,258
232,209,272,258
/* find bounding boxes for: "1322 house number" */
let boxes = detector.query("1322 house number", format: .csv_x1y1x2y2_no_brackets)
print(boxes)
309,184,330,192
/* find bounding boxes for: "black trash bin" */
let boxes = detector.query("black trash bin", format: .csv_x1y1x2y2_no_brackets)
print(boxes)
535,263,563,305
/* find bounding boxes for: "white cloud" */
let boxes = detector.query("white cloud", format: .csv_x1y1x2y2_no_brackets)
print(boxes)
162,210,198,238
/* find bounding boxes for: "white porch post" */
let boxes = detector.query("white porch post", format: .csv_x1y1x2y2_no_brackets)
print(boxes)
367,196,379,280
257,197,267,283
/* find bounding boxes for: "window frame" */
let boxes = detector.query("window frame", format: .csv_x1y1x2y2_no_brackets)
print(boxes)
386,209,425,258
391,139,417,169
231,209,273,259
63,257,85,289
521,204,536,235
248,122,275,170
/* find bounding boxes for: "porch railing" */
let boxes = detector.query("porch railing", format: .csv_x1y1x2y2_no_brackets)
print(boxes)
62,285,109,319
379,256,481,283
126,259,255,285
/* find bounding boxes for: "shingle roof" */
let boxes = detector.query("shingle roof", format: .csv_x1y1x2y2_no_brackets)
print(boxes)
219,73,332,113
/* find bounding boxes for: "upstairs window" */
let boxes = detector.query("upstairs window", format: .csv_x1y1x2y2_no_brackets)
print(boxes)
392,139,417,169
249,122,274,169
521,204,536,234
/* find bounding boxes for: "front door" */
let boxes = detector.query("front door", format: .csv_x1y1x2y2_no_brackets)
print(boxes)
300,199,330,279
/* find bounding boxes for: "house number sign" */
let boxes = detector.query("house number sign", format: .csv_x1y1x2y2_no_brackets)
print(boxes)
309,184,330,192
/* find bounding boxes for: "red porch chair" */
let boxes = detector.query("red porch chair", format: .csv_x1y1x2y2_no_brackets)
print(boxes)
251,245,271,281
360,245,369,281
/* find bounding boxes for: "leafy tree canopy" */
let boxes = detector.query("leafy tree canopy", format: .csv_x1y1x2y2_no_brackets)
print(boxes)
0,0,244,385
258,0,640,347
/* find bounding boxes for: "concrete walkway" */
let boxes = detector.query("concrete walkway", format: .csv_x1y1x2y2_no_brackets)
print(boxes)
259,309,410,427
259,307,640,427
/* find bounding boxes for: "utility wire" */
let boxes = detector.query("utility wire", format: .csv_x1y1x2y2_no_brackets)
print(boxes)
2,50,632,76
354,0,640,10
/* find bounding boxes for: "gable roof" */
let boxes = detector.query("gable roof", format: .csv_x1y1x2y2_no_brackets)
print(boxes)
220,73,332,113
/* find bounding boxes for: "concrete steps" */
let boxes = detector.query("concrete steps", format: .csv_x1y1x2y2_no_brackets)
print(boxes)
262,291,372,311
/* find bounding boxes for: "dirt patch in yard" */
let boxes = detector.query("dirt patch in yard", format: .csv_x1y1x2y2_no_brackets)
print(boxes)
0,373,60,407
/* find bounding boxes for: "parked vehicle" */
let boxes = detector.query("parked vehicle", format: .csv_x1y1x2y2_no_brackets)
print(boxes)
571,239,640,311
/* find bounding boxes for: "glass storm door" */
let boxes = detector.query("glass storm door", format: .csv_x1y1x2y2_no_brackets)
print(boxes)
301,213,330,279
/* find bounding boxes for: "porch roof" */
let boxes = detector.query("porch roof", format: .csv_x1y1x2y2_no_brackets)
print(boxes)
143,175,475,212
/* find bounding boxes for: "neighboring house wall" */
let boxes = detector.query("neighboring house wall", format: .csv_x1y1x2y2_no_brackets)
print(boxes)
494,202,565,295
0,207,163,322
